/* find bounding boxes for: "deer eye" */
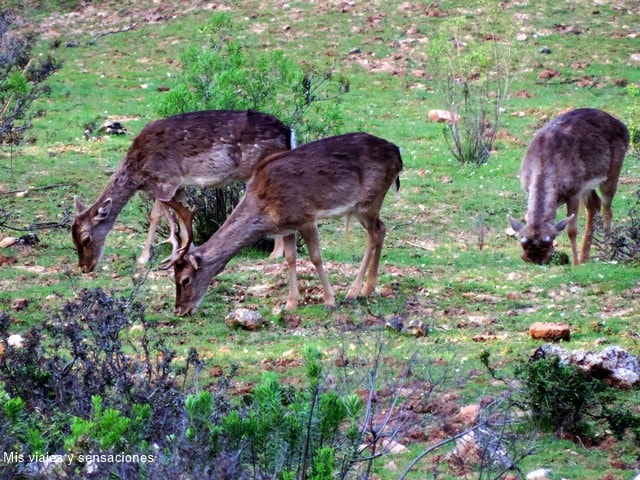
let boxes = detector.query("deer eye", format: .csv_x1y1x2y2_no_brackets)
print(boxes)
82,235,92,247
181,277,191,288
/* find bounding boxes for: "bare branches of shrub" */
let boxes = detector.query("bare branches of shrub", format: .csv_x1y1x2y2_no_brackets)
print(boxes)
0,10,62,146
428,3,519,165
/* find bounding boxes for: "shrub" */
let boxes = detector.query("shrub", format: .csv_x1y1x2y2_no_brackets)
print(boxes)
0,10,62,149
513,355,640,445
626,83,640,157
595,188,640,262
514,356,603,436
427,2,517,165
146,12,349,246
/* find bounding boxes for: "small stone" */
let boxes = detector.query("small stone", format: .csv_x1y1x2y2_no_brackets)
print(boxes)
0,237,18,248
526,468,551,480
459,404,480,425
529,322,570,341
404,319,427,337
225,308,265,331
427,109,460,123
7,334,24,348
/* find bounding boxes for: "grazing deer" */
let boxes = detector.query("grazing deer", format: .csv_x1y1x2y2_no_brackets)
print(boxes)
169,132,403,316
72,110,294,273
508,108,629,265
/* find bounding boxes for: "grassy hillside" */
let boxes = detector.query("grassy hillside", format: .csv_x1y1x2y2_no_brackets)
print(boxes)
1,0,640,478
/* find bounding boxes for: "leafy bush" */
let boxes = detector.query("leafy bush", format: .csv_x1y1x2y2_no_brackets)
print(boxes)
147,12,349,245
626,83,640,157
0,289,451,479
514,356,603,436
513,355,640,444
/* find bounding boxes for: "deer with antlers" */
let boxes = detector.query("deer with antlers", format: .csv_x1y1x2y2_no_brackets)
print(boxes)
508,108,629,265
168,132,403,316
72,110,295,273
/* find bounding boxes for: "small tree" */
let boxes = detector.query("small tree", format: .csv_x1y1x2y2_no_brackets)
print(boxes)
428,2,517,165
149,13,349,246
0,10,61,150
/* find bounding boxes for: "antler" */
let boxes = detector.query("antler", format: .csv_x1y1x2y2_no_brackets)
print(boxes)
158,197,196,270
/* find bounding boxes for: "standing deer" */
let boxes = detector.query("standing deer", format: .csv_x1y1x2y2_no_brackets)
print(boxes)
508,108,629,265
72,110,294,273
169,132,403,316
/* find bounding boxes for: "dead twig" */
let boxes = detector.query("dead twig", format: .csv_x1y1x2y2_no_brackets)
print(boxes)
88,22,139,44
0,184,70,197
0,207,70,231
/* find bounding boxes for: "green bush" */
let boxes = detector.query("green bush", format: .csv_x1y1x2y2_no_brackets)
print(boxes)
626,83,640,157
147,12,349,245
1,289,459,479
514,356,640,444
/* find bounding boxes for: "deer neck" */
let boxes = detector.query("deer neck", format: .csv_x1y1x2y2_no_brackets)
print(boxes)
196,197,272,276
93,163,140,223
526,162,559,226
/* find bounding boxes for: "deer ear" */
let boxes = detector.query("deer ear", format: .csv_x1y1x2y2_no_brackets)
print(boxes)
94,198,112,222
74,195,86,214
188,254,200,271
507,214,523,232
555,214,575,232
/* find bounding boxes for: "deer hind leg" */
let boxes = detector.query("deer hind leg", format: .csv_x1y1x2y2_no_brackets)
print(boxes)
299,223,336,308
580,190,602,263
282,234,299,310
347,216,386,299
269,236,285,259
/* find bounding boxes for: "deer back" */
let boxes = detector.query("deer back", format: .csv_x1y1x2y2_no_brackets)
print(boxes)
249,132,402,231
125,110,294,200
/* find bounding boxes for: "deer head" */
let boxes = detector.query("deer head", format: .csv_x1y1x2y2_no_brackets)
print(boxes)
508,214,574,265
72,196,114,273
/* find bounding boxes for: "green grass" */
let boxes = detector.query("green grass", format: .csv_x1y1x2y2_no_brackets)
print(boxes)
2,0,640,478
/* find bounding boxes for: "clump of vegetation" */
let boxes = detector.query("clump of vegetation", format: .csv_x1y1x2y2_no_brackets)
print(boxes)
147,12,349,245
595,188,640,263
625,83,640,157
427,2,517,166
3,287,516,479
0,10,61,150
512,355,640,444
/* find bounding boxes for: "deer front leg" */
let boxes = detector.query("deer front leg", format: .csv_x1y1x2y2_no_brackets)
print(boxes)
138,200,165,265
299,224,336,308
282,234,299,310
565,200,581,266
